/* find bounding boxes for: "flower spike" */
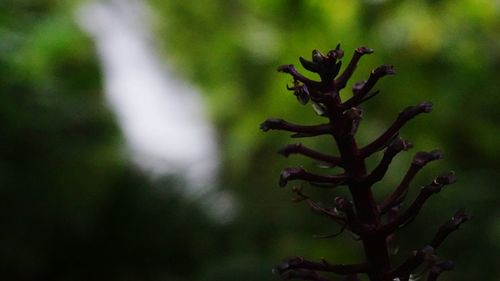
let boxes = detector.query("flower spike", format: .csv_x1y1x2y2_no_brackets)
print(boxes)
264,45,468,281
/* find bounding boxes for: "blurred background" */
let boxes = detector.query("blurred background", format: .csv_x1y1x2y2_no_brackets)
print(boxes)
1,0,499,280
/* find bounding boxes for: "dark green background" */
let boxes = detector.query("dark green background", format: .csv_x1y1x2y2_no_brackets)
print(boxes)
1,0,498,280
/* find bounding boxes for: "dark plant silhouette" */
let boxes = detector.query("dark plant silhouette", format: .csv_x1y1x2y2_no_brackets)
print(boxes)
260,45,469,281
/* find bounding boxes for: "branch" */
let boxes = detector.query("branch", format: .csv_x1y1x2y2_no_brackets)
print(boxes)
279,167,348,187
391,209,468,280
291,188,366,236
363,137,412,187
260,118,333,138
275,256,369,275
335,47,374,90
313,225,349,239
390,246,435,280
278,143,342,166
291,192,368,236
379,150,443,213
381,171,456,234
291,186,346,224
429,208,470,249
341,64,395,109
359,102,433,158
278,64,321,88
427,261,455,281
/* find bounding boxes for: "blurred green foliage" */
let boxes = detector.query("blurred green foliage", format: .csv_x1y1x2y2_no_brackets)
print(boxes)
0,0,499,280
0,1,219,280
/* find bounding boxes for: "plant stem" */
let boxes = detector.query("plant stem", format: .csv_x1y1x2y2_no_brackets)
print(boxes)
333,119,390,281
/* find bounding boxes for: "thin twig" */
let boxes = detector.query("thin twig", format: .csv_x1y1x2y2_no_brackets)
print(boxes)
278,143,342,166
275,256,369,275
381,171,456,234
379,150,443,213
280,167,348,187
335,47,374,90
359,102,433,158
260,118,333,138
341,64,395,109
364,138,412,187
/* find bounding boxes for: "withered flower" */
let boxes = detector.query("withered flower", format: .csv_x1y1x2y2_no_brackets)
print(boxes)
261,45,469,281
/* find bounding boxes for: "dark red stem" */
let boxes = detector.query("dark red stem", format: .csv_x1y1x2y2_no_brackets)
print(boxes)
332,119,391,281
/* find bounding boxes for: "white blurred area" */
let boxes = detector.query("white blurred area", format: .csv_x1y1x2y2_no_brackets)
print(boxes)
76,0,235,222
